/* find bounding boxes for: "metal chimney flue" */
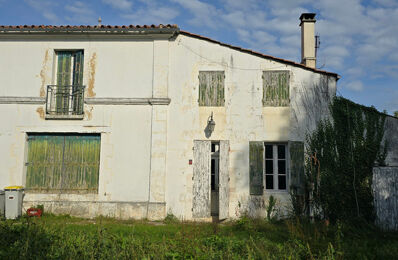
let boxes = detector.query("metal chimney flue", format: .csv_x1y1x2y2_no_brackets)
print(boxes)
300,13,316,68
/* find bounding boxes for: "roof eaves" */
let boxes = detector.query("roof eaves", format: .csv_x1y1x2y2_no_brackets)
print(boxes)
0,24,180,34
179,30,339,79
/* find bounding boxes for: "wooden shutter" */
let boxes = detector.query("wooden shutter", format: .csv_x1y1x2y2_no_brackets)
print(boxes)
219,140,230,219
62,135,100,192
198,71,225,106
26,134,100,193
193,140,211,218
249,141,264,195
56,52,72,113
72,50,84,114
263,71,290,107
26,135,64,191
289,141,305,195
72,50,84,86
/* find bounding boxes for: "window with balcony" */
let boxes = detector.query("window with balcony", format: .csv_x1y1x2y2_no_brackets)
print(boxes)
46,50,85,118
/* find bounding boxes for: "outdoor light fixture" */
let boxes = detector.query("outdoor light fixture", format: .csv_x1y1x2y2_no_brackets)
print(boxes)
207,112,216,133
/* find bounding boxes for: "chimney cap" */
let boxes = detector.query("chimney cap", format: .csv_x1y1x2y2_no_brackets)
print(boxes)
300,13,316,25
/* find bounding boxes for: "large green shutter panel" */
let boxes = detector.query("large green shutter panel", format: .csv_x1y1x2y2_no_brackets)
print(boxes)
249,141,264,195
62,135,100,192
289,141,305,195
263,71,290,107
26,134,100,193
26,135,64,191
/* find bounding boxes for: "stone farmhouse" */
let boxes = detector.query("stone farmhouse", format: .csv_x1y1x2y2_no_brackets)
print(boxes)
0,13,340,220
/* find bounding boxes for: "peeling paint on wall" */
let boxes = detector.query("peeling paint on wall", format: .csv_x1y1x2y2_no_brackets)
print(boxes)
87,53,97,97
36,107,45,119
85,106,93,120
39,49,50,97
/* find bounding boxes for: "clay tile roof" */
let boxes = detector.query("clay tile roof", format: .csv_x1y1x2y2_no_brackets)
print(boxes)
0,24,338,77
0,24,179,30
179,30,339,78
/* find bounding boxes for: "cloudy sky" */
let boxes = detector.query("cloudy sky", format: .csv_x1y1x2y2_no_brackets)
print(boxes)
1,0,397,114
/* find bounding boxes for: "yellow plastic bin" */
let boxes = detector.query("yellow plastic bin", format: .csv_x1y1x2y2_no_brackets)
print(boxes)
4,186,24,219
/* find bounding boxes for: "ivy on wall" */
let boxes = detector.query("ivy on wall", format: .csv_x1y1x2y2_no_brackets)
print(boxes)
304,97,387,223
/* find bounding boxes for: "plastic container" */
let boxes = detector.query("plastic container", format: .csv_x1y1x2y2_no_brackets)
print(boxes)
4,186,24,219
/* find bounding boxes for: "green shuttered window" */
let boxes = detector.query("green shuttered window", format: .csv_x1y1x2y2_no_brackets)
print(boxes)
26,134,100,193
263,71,290,106
249,141,304,195
198,71,225,106
55,50,84,115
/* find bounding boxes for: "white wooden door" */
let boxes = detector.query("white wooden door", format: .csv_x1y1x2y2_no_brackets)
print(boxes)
219,140,230,219
193,140,211,218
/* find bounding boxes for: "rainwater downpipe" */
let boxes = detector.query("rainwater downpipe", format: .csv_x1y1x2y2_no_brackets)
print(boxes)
146,40,155,219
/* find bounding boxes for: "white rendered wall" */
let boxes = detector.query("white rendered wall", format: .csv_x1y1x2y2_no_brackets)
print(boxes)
166,35,337,219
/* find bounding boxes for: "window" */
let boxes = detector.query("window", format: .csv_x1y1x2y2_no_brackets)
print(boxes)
198,71,225,106
265,144,287,190
25,134,100,193
263,71,290,106
249,141,304,195
46,50,85,116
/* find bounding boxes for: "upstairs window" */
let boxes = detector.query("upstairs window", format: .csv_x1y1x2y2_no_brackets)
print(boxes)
56,50,84,87
198,71,225,106
46,50,85,117
263,71,290,106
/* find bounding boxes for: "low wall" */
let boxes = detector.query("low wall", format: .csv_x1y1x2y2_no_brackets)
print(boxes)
373,167,398,230
23,201,166,220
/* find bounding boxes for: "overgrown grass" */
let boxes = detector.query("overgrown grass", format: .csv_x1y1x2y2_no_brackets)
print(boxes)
0,215,397,259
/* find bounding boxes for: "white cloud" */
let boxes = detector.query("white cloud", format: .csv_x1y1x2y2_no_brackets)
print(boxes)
171,0,220,28
122,2,179,25
64,1,96,24
345,80,364,91
102,0,132,11
25,0,59,23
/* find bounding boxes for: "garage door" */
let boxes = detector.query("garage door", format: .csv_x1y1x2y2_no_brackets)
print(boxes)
25,134,100,193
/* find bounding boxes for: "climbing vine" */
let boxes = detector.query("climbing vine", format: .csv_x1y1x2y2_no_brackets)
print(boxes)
304,97,387,223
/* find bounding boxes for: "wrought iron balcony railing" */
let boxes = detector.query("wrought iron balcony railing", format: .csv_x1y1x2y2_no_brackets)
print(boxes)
46,85,85,116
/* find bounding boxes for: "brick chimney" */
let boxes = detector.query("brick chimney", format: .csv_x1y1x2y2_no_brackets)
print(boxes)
300,13,316,68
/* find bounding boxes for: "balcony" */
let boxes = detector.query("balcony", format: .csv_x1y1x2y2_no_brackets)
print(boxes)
46,85,85,119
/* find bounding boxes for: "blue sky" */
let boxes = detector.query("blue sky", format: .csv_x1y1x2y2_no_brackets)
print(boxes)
1,0,397,114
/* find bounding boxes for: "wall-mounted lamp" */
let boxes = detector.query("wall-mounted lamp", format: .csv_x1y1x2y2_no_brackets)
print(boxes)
207,112,216,133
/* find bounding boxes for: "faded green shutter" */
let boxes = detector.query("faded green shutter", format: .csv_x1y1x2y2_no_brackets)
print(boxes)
72,50,84,86
72,51,84,114
198,71,225,106
289,141,305,195
263,71,290,106
26,135,64,191
26,134,100,193
56,52,72,113
57,52,72,86
249,141,264,195
62,135,100,192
